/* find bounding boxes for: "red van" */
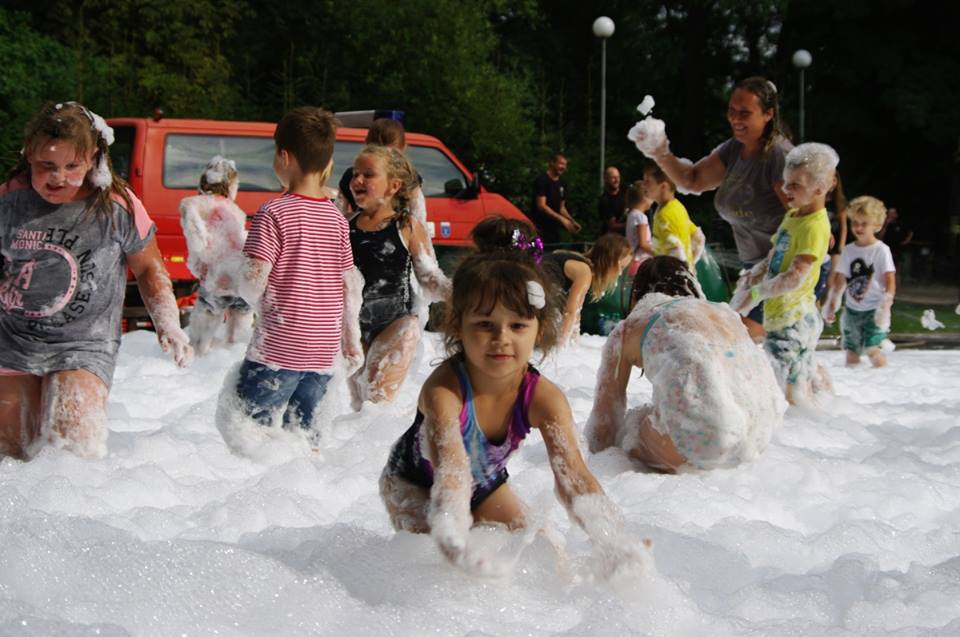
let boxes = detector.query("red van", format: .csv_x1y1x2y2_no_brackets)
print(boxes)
106,115,528,323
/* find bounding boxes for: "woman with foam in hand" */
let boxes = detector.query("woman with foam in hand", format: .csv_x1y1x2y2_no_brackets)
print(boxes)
586,256,785,472
629,78,792,340
0,102,192,460
380,251,650,576
349,145,451,406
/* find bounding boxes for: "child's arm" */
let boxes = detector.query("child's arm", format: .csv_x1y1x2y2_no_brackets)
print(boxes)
341,266,364,375
732,254,816,317
237,257,272,306
406,218,452,303
691,227,706,264
663,233,687,263
421,374,474,565
559,259,592,345
585,320,633,452
728,255,771,312
127,240,194,367
533,379,651,576
875,272,896,332
821,270,846,324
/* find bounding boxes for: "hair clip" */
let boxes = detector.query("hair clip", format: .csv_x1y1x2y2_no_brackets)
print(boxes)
511,229,544,264
526,280,546,309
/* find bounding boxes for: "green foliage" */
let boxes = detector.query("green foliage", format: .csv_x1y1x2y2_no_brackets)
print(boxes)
0,9,79,173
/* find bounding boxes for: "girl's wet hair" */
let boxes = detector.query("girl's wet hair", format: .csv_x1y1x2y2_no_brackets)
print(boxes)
355,144,419,220
9,101,132,218
583,233,631,302
199,155,239,197
471,215,538,253
630,255,703,308
733,76,787,152
443,251,559,357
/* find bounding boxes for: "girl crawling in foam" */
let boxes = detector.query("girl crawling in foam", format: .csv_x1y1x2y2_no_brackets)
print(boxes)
586,256,786,471
380,251,649,576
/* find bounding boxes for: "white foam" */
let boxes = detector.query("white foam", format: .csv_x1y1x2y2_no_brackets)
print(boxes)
1,332,959,633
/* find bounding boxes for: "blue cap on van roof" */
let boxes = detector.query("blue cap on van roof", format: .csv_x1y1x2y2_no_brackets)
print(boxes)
335,109,406,129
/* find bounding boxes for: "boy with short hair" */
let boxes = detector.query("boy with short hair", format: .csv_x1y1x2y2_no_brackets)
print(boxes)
223,106,362,444
822,196,896,368
731,142,837,404
641,163,704,266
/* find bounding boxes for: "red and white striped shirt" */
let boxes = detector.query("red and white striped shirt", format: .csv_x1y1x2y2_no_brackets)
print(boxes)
243,193,353,370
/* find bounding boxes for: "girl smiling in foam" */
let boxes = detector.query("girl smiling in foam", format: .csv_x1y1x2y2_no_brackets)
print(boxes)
380,251,650,577
0,101,192,460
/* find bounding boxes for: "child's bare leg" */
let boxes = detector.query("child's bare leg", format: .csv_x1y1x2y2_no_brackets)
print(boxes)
188,308,221,355
846,351,861,367
0,375,42,459
362,316,420,404
38,369,108,459
629,414,685,472
866,346,887,368
379,471,430,533
473,483,527,530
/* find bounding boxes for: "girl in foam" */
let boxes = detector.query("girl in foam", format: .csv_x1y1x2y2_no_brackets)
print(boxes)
179,156,253,355
585,256,785,472
472,217,632,345
380,251,650,575
0,101,192,460
349,145,451,406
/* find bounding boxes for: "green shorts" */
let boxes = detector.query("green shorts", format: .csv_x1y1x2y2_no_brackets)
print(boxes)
841,307,887,354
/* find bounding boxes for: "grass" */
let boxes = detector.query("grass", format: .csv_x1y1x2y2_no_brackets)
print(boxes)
822,301,960,337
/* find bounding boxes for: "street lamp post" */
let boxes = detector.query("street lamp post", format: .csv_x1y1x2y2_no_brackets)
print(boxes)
792,49,812,142
593,16,615,190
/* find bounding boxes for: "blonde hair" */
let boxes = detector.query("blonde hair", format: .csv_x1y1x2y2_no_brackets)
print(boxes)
583,233,631,301
444,252,560,357
355,144,419,218
10,101,132,218
846,195,886,228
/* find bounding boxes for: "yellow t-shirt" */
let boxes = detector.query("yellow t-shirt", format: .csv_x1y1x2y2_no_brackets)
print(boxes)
762,207,830,331
652,198,699,264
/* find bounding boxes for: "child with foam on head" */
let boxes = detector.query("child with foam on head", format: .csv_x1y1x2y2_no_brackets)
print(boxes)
730,142,838,404
216,107,362,455
0,101,192,460
822,195,896,368
641,163,705,267
348,145,451,407
380,251,650,577
585,256,785,471
179,156,253,355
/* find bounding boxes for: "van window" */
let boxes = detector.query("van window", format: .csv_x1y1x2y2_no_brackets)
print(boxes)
110,125,135,182
163,134,282,192
405,146,468,197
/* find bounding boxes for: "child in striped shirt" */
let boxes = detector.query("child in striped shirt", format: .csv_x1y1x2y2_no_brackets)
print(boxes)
217,107,362,454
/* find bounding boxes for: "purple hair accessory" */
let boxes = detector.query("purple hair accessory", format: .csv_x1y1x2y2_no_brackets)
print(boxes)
511,229,544,264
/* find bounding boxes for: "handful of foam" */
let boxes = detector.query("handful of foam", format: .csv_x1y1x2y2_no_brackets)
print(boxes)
627,95,668,158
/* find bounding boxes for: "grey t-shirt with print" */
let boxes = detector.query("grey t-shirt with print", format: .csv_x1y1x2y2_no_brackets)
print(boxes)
713,136,793,263
0,188,153,386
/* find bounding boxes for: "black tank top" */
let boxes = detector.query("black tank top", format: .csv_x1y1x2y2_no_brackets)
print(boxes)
544,251,590,294
349,214,414,321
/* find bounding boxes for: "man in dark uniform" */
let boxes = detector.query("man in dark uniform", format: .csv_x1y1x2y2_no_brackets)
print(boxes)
529,153,581,245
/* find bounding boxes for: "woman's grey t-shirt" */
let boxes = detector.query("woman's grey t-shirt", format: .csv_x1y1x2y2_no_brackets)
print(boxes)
0,189,153,386
713,136,793,263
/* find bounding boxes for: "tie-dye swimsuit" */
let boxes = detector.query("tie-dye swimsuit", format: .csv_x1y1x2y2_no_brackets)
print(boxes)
385,361,540,509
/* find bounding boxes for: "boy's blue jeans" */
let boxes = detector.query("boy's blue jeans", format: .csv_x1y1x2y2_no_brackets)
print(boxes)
235,359,332,430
